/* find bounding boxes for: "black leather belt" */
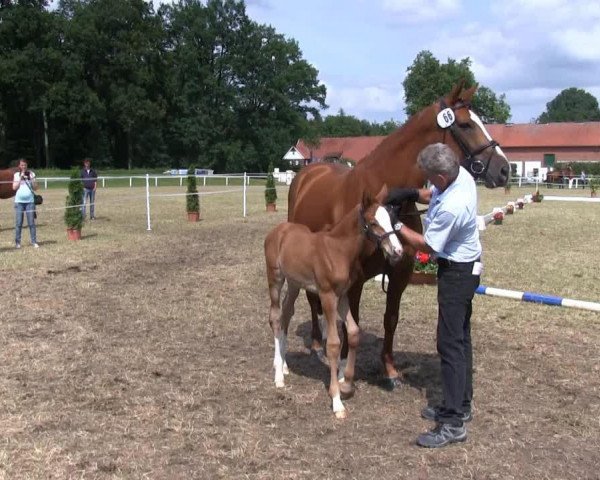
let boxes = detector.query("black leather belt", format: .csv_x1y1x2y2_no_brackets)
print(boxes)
437,257,480,267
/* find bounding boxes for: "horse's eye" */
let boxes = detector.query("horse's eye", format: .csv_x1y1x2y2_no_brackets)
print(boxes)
458,122,472,129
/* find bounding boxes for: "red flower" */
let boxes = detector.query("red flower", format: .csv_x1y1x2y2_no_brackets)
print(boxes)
493,211,504,220
415,251,430,264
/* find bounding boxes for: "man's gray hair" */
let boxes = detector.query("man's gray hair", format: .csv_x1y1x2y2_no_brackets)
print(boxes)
417,143,459,178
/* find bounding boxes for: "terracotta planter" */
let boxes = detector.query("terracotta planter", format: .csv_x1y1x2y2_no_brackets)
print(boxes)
409,271,437,285
506,204,514,214
266,203,277,212
532,195,543,203
67,228,81,241
187,211,200,222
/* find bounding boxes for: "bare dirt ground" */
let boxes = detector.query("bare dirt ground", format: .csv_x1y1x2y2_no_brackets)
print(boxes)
0,186,599,479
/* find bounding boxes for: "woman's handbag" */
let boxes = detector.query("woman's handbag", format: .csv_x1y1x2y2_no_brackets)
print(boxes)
25,180,43,205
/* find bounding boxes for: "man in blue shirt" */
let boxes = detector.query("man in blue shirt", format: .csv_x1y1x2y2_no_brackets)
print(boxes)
387,143,482,448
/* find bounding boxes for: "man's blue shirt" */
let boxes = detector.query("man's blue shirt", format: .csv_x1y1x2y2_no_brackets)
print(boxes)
423,166,482,262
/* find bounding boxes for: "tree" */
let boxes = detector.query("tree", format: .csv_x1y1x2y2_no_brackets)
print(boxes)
402,50,510,123
537,87,600,123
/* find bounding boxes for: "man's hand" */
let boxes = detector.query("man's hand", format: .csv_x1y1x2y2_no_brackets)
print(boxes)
386,187,419,206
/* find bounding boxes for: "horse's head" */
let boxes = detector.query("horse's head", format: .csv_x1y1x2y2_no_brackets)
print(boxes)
438,82,510,188
360,186,403,265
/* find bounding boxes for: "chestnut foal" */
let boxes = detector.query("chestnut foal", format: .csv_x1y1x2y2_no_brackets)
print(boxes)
264,188,403,418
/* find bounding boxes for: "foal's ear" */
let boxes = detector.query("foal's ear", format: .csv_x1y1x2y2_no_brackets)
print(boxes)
375,184,389,204
361,189,375,209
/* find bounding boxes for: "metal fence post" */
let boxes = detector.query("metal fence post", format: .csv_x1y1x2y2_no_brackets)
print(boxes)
146,173,152,231
243,172,247,218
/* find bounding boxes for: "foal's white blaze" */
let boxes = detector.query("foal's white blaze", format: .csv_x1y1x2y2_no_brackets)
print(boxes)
469,110,508,160
374,206,403,254
273,333,286,387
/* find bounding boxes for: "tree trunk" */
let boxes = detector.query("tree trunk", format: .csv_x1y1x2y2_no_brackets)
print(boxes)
43,109,51,168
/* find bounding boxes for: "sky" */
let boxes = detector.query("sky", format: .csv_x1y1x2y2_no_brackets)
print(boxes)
243,0,600,124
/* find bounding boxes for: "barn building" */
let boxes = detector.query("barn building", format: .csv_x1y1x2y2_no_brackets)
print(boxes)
283,122,600,181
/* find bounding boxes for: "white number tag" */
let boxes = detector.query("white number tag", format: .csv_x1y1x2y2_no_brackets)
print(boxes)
437,108,455,128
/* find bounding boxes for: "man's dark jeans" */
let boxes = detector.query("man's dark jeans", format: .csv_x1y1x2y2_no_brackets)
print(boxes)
436,258,480,426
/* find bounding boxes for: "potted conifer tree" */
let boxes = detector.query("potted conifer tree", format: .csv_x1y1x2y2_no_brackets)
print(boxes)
265,162,277,212
186,166,200,221
64,168,84,240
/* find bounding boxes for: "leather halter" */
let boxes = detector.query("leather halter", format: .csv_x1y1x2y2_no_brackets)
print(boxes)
359,207,398,248
438,98,499,180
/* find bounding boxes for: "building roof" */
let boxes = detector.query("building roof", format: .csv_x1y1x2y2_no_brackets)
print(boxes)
295,136,385,163
287,122,600,164
486,122,600,148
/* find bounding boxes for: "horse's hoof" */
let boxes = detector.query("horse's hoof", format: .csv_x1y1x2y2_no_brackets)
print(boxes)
380,376,403,391
275,381,285,388
339,381,355,400
334,410,348,419
282,365,290,375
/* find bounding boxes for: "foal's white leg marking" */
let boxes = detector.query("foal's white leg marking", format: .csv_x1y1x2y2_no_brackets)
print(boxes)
338,357,347,382
375,206,403,252
282,334,289,375
273,333,286,388
469,110,508,160
319,313,327,341
332,393,346,419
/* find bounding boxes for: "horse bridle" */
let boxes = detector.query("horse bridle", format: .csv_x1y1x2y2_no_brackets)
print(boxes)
438,98,499,180
359,207,398,249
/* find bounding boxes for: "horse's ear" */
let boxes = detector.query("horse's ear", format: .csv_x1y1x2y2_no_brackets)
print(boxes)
448,79,466,104
461,84,478,102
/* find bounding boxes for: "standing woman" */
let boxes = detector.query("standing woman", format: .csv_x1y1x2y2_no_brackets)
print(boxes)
12,158,39,249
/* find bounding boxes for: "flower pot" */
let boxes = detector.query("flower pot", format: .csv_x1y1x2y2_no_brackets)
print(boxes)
409,271,437,285
266,203,277,212
506,204,514,214
494,218,503,225
187,211,200,222
504,187,511,194
532,195,543,203
592,191,597,198
67,228,81,241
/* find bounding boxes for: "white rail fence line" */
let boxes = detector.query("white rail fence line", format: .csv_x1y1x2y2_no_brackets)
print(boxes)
0,173,282,232
0,173,270,189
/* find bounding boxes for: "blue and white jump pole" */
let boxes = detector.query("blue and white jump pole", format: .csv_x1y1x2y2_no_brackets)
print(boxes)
476,285,600,312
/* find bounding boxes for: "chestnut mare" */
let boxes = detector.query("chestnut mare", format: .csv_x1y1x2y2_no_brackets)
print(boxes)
0,168,18,199
265,187,402,418
288,83,510,387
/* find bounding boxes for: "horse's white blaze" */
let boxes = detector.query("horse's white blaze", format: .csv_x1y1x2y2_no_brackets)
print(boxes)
273,333,286,387
374,206,403,253
469,110,508,160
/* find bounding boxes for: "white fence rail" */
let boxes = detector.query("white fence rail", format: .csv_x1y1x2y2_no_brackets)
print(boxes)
24,173,269,190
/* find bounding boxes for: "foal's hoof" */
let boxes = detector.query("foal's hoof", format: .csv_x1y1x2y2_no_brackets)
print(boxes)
380,376,403,391
339,381,355,400
334,410,348,420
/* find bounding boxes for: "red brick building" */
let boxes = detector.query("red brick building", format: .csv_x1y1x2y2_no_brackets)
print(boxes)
283,122,600,178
